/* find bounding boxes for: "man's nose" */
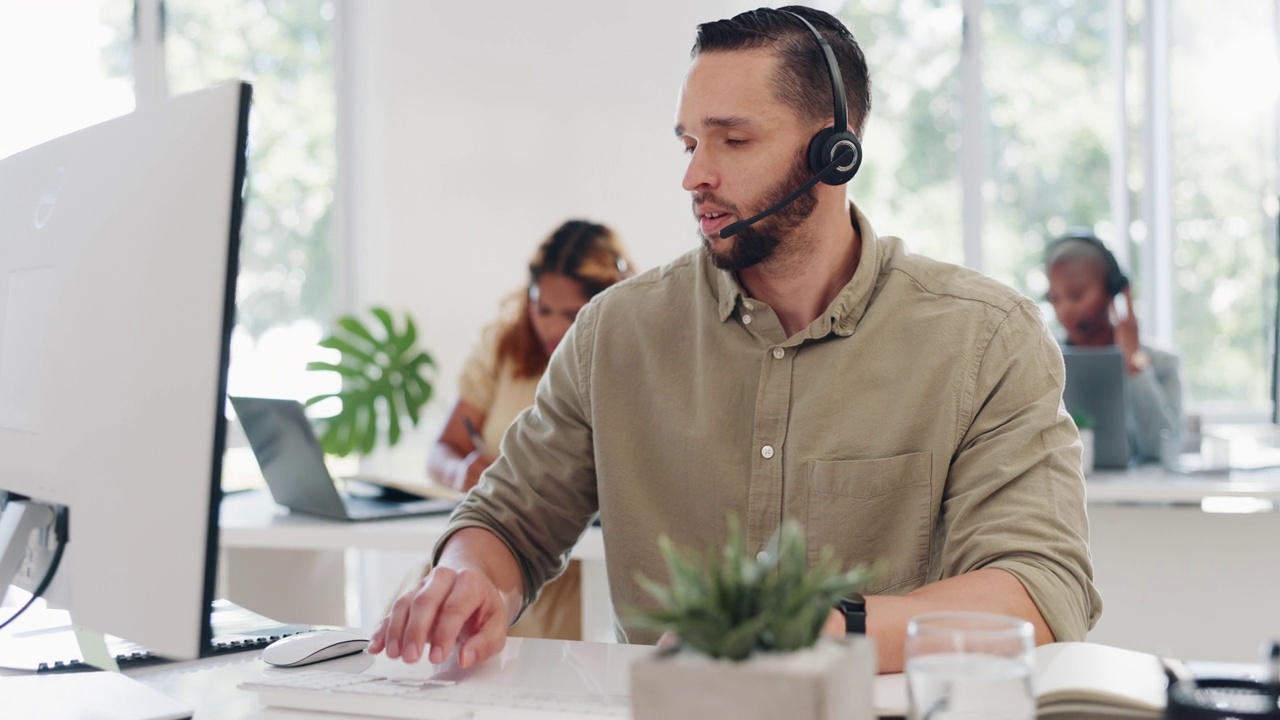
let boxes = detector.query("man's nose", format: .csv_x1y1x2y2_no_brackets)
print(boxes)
682,147,718,192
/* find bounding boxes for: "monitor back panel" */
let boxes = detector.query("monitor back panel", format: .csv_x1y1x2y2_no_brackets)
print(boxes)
0,82,250,659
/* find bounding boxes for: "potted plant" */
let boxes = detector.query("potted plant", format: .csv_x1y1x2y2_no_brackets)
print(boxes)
1070,411,1096,475
628,517,877,720
304,307,435,456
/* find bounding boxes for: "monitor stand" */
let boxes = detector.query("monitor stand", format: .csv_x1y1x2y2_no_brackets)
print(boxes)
0,497,57,607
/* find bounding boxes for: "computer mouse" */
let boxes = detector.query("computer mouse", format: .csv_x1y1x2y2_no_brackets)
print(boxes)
261,630,370,668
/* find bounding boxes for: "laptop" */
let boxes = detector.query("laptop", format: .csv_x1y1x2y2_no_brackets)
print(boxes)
1060,347,1132,469
229,395,457,520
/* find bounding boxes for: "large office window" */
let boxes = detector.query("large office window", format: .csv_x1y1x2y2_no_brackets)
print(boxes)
981,0,1116,296
2,0,338,405
842,0,964,266
1168,1,1280,415
158,0,340,404
0,1,135,159
841,1,1280,420
1,1,341,488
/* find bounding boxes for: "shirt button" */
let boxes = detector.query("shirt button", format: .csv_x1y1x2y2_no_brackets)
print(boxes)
756,551,769,563
742,313,753,325
772,347,785,360
761,444,775,459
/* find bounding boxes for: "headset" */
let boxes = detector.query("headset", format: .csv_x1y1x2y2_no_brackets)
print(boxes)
1045,230,1130,297
720,10,863,239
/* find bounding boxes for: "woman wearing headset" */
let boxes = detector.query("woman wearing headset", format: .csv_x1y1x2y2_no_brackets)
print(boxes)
1045,231,1181,462
426,219,633,640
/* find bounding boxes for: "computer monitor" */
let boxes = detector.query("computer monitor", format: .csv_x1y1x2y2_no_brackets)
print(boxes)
0,81,250,661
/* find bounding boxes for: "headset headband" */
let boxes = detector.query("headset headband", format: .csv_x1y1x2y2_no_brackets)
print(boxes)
782,11,849,136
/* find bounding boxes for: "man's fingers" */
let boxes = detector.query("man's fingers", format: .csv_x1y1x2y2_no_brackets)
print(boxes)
458,607,508,669
399,568,457,663
372,568,455,662
426,568,496,664
369,563,510,669
368,615,389,654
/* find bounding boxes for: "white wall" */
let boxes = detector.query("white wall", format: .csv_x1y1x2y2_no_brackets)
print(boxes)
340,0,764,473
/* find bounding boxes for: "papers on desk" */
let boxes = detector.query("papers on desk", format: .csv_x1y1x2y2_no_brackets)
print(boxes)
344,474,466,502
877,642,1168,719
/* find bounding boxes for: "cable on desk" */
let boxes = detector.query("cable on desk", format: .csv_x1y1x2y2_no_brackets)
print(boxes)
0,504,69,632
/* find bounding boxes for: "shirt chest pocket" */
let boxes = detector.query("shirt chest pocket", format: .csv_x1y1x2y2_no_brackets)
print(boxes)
804,452,933,594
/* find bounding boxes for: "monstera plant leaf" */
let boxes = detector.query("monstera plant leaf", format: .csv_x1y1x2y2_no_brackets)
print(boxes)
305,307,435,456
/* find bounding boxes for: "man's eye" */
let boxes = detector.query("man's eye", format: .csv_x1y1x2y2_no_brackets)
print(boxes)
726,138,748,147
682,144,696,154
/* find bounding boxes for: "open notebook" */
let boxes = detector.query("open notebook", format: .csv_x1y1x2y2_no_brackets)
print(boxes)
877,642,1168,719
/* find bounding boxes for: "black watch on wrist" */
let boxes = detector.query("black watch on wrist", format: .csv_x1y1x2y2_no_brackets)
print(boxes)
836,593,866,635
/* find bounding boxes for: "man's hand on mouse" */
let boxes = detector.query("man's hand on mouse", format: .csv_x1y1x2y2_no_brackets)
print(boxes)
368,565,509,669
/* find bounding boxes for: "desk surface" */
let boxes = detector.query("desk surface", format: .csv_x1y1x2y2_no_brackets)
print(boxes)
219,490,606,560
115,640,1275,720
1088,464,1280,505
223,468,1280,553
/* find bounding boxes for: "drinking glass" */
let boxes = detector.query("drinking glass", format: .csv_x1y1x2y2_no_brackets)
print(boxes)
905,611,1036,720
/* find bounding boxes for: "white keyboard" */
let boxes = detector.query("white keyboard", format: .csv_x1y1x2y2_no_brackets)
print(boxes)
240,669,631,719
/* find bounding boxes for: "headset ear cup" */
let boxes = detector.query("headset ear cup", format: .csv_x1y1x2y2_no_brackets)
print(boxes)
806,127,838,175
1109,269,1130,296
806,127,862,186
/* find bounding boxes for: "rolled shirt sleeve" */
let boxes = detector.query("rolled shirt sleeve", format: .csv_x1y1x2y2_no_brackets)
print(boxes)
432,305,601,613
946,300,1103,641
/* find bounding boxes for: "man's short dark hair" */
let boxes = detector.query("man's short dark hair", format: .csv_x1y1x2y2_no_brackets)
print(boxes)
691,5,872,136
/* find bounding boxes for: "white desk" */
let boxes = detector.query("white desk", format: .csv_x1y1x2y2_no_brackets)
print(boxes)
1083,465,1280,663
122,638,643,720
217,491,613,641
112,641,1280,720
1087,463,1280,505
219,491,606,558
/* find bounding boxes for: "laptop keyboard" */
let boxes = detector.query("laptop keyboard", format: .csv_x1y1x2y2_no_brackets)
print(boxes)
241,669,631,719
341,492,456,519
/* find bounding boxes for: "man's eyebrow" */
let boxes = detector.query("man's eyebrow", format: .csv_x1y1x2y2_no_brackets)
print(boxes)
674,116,756,138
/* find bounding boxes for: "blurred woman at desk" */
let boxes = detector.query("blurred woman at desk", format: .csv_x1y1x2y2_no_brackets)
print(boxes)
427,218,633,640
1045,230,1181,462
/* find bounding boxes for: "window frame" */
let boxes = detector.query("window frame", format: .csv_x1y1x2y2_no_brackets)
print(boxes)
955,0,1280,422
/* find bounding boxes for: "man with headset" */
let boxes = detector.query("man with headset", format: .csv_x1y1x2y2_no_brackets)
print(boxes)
371,6,1101,674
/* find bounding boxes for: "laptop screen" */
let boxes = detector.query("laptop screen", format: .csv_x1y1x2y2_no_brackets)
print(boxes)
1060,347,1131,469
230,396,349,518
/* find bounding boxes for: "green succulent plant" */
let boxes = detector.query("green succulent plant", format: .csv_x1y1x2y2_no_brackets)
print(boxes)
630,516,875,662
305,307,435,456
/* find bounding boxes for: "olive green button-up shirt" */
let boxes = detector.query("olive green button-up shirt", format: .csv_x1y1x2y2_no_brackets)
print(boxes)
436,206,1102,644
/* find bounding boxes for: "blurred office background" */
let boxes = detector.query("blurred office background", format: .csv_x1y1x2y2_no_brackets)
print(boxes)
1,0,1277,472
4,0,1280,663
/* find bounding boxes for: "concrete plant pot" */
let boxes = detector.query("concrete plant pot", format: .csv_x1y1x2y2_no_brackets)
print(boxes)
631,636,876,720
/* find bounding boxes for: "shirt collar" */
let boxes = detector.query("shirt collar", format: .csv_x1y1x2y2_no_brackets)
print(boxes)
708,203,883,337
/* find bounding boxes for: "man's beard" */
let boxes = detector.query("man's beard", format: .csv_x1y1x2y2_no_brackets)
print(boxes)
696,154,819,272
